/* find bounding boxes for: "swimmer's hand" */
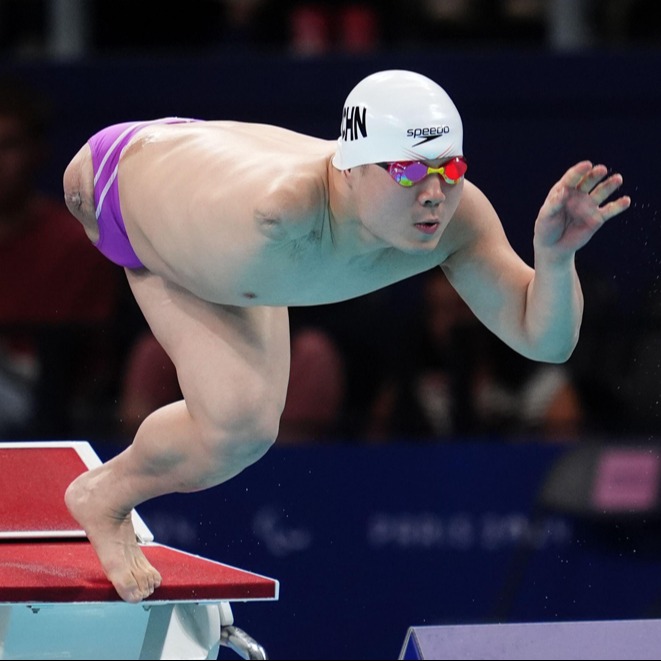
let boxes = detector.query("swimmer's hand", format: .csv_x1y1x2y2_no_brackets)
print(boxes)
533,161,631,261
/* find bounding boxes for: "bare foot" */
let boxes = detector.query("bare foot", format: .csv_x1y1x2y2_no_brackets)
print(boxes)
65,469,162,603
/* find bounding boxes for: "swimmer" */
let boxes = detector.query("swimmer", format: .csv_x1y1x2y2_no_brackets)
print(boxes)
62,70,630,603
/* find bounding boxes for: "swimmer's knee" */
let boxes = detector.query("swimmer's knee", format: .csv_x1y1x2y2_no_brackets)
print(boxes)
198,423,278,476
222,434,277,469
195,392,282,466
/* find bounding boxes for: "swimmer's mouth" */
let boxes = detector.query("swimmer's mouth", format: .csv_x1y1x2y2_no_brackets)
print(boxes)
414,221,440,235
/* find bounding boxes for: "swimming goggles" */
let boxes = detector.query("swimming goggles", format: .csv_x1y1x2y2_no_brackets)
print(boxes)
379,156,468,187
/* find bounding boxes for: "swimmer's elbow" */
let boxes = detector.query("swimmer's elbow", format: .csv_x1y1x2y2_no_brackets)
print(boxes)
526,334,579,364
542,347,575,365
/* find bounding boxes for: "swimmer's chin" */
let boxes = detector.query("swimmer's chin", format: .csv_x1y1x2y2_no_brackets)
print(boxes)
400,245,440,256
398,236,444,255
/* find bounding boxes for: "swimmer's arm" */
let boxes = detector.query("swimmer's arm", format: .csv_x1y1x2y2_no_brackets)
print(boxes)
442,180,583,364
444,162,630,362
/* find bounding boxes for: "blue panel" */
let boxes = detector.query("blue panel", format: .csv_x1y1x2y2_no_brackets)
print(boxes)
115,442,661,660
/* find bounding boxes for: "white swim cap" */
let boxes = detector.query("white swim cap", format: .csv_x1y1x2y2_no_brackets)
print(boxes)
332,70,463,170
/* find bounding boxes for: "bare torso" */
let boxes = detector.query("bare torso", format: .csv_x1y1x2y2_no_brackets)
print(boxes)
71,121,456,307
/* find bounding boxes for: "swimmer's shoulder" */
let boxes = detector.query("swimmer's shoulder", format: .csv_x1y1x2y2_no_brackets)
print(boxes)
256,170,328,242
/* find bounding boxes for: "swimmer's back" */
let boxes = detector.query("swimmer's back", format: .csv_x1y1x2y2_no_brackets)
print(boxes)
118,120,337,292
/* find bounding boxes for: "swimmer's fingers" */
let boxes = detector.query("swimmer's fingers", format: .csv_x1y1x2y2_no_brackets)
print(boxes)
589,171,624,205
559,162,631,221
599,195,632,222
583,169,631,220
561,162,622,196
559,161,594,189
542,163,591,216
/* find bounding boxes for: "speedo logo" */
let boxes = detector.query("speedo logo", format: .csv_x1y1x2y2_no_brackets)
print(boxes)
407,125,450,146
341,105,368,141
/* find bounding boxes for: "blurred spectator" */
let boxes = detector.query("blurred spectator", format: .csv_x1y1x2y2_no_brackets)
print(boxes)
338,3,380,53
288,2,382,56
289,3,332,55
219,0,270,49
409,0,546,49
289,0,384,55
0,76,120,439
286,291,403,440
278,326,347,442
118,329,181,440
365,268,483,441
475,329,584,441
366,269,584,442
119,324,347,444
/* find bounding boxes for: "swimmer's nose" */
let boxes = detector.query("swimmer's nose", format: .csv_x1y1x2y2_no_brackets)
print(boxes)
418,176,445,208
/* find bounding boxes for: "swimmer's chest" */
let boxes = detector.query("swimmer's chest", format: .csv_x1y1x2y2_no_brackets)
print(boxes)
147,162,445,304
197,231,443,306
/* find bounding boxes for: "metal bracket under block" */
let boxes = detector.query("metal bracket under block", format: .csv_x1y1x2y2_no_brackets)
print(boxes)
217,600,267,660
220,626,268,661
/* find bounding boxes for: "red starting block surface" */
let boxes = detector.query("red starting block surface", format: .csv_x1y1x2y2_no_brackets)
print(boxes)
0,445,90,535
0,441,278,603
0,441,278,660
0,541,277,604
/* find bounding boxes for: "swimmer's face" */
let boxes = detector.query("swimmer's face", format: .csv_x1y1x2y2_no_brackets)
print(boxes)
349,160,464,254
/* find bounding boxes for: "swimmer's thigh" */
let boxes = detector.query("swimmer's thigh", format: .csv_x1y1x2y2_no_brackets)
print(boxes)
125,269,291,441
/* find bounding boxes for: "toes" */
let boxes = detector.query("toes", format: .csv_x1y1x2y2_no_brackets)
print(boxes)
112,573,144,603
132,572,153,600
128,555,162,600
110,564,157,603
127,589,146,603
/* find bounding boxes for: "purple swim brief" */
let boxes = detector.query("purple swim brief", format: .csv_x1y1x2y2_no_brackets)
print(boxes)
89,117,198,269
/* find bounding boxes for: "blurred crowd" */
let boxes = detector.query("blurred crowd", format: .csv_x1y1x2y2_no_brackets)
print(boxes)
1,73,659,449
0,0,660,60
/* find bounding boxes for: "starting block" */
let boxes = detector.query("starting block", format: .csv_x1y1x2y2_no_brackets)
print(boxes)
0,441,279,660
400,619,661,660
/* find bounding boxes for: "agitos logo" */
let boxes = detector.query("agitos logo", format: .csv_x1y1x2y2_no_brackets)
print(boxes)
341,105,367,141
